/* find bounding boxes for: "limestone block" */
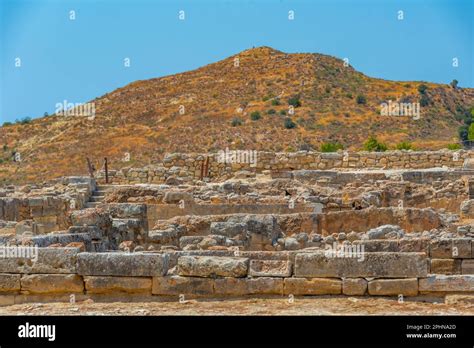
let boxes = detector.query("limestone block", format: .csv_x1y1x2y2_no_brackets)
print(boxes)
177,256,248,278
77,252,168,276
368,278,418,296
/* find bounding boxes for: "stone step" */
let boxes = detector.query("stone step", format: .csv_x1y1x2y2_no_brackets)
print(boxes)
85,202,101,208
93,190,108,196
96,185,117,191
89,196,105,202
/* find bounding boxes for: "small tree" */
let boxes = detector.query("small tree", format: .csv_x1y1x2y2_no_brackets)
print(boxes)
288,96,301,108
284,118,296,129
418,84,428,94
356,95,367,105
420,94,430,107
231,117,243,126
250,111,261,121
450,79,459,89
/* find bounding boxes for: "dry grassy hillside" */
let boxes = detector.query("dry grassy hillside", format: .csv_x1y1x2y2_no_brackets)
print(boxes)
1,46,473,184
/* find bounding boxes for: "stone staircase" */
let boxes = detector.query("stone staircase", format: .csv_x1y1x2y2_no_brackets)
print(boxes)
85,184,115,208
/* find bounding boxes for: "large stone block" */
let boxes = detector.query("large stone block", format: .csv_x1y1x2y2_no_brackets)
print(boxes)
152,276,213,296
462,260,474,274
430,259,461,275
419,275,474,292
0,247,78,274
0,274,21,292
342,278,367,295
283,278,341,295
249,260,292,277
214,277,283,295
430,239,471,259
294,252,427,278
77,252,168,276
368,278,418,296
20,274,84,294
177,256,248,278
399,238,430,253
84,276,152,294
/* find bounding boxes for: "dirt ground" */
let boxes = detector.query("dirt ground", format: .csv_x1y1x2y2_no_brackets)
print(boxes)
1,296,474,315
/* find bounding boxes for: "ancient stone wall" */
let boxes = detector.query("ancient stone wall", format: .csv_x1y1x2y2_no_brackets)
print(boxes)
107,150,474,184
0,243,473,304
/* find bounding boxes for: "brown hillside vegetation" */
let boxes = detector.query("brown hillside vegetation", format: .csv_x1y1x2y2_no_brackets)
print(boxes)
1,46,474,184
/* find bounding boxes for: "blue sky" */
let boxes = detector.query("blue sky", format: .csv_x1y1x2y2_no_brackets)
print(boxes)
0,0,472,123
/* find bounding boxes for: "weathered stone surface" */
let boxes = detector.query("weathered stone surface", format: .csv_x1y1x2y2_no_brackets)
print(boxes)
399,238,430,253
430,259,461,275
0,247,78,274
462,260,474,274
152,275,213,295
430,239,472,259
77,252,169,276
419,275,474,292
163,192,193,204
84,276,152,294
0,274,21,292
249,259,292,277
283,278,342,295
177,256,248,278
108,203,147,218
214,277,283,295
294,252,427,278
20,274,83,294
460,199,474,218
368,278,418,296
342,278,367,295
353,240,399,252
210,222,246,238
366,225,404,240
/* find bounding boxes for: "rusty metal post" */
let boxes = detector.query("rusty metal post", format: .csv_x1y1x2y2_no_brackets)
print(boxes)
104,157,109,184
204,156,210,178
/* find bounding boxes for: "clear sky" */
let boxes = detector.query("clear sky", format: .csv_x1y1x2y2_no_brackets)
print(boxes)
0,0,472,123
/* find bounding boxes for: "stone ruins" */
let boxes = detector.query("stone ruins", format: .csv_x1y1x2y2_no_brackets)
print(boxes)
1,149,474,303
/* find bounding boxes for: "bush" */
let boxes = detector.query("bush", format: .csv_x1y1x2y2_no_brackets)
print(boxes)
250,111,261,121
356,95,367,105
2,122,12,127
420,94,430,107
16,117,31,125
418,84,428,94
458,125,469,141
320,142,343,152
231,117,243,127
447,143,462,150
280,110,287,116
271,98,281,106
396,141,413,150
363,136,387,152
267,109,276,115
450,79,458,89
284,118,296,129
288,96,301,108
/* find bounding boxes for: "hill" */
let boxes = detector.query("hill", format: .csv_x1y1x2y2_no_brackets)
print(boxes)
1,46,474,184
